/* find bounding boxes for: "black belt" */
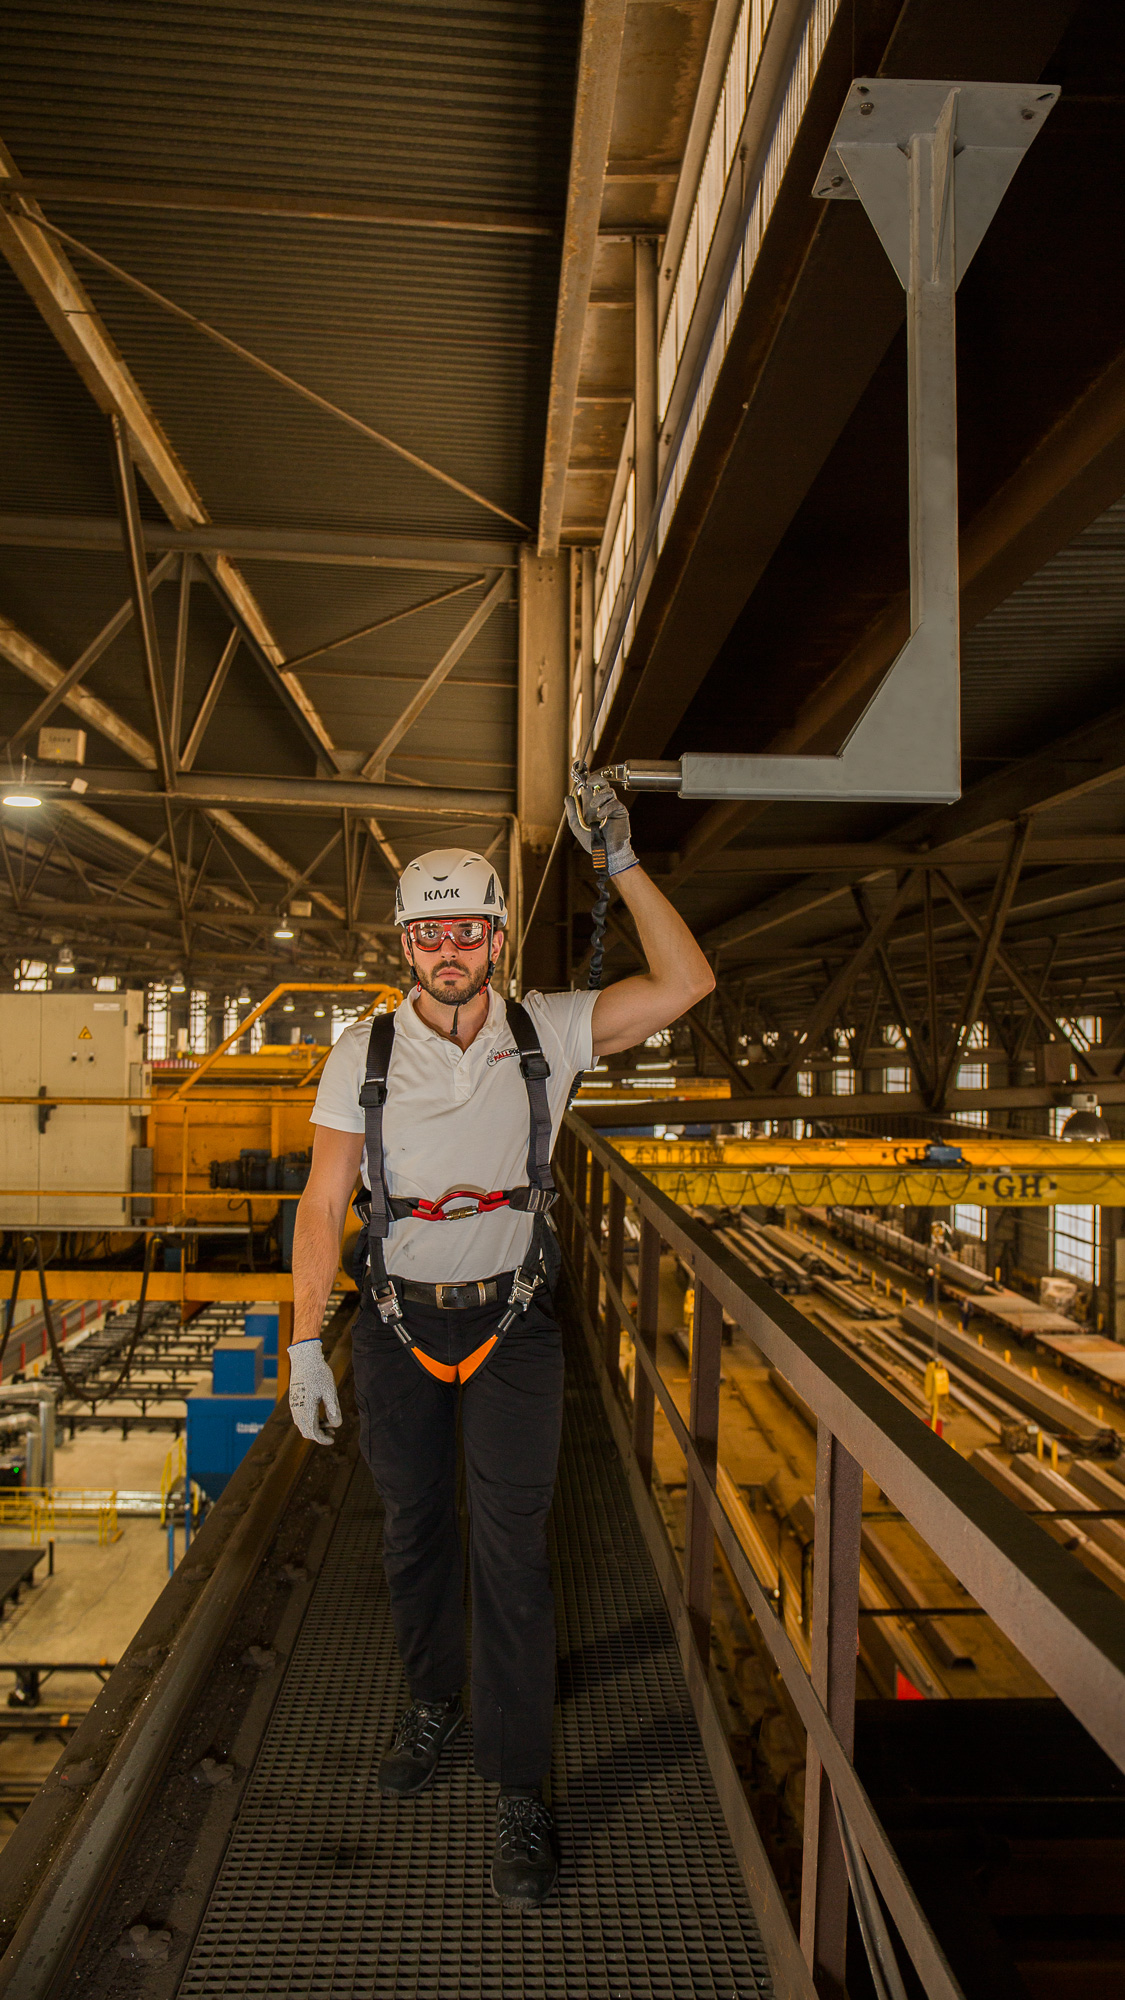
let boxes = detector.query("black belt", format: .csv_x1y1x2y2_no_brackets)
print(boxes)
397,1271,516,1311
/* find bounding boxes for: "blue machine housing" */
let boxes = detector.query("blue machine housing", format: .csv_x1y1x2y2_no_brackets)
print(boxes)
244,1309,279,1382
186,1329,274,1501
186,1394,274,1502
212,1336,265,1395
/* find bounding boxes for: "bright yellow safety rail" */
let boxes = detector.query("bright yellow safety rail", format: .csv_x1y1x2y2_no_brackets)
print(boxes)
159,1436,186,1525
0,1489,122,1545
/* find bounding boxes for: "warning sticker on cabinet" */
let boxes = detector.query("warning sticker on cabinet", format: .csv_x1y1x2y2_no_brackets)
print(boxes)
78,1026,92,1040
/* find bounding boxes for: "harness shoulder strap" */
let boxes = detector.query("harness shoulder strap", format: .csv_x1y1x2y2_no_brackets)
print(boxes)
358,1011,397,1239
503,997,554,1202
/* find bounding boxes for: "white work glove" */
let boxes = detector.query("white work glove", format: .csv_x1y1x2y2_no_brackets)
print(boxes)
288,1338,341,1446
566,766,637,877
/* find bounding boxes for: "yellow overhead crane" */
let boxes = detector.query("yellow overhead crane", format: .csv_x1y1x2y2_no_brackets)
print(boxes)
611,1134,1125,1208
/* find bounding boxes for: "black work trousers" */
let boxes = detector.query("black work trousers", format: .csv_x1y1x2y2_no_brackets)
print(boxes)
351,1292,564,1790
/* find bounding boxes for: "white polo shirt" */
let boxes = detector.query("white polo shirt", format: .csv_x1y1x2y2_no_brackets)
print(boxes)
310,984,599,1282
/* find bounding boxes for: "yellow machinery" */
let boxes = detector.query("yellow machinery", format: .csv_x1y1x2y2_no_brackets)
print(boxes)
0,984,399,1312
149,982,401,1230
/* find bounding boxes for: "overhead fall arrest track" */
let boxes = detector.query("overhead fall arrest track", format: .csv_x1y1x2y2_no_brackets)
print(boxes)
0,1306,773,2000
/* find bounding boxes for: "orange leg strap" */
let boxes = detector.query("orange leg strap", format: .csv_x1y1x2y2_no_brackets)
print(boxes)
456,1335,499,1383
409,1346,459,1384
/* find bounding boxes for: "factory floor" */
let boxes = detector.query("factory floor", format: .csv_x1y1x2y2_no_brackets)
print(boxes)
0,1426,185,1850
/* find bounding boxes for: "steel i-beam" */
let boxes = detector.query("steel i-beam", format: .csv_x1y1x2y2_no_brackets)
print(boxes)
605,79,1057,805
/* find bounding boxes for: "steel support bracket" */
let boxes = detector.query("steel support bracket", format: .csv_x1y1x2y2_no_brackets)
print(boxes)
619,79,1057,805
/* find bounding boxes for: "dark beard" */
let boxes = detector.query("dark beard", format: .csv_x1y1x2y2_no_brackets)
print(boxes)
414,957,490,1009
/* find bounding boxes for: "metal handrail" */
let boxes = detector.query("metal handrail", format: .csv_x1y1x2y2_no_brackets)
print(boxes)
558,1111,1125,1999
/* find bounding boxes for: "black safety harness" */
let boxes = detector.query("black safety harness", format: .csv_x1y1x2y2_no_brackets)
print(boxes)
353,998,559,1367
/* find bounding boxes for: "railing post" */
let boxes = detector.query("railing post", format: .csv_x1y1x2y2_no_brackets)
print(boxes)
801,1423,864,2000
557,1125,571,1259
684,1279,723,1660
603,1176,626,1381
632,1217,660,1487
560,1124,579,1263
585,1156,604,1337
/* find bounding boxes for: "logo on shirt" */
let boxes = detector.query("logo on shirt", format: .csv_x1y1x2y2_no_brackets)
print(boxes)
487,1046,519,1067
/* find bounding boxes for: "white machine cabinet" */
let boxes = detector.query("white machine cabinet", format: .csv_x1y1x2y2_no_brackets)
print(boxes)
0,992,148,1227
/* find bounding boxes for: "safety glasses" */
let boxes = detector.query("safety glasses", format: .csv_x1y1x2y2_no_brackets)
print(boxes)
407,917,490,951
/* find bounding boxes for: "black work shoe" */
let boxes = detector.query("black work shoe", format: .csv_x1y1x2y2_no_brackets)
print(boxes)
378,1695,464,1796
491,1789,558,1910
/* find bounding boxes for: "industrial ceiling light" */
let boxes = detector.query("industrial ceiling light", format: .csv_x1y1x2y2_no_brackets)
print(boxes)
352,964,368,979
170,968,186,993
3,754,45,809
314,1005,326,1018
54,945,76,975
273,915,294,939
282,997,295,1013
1060,1091,1111,1142
237,986,251,1006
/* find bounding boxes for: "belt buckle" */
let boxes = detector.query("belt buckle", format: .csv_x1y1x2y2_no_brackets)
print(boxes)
435,1280,488,1309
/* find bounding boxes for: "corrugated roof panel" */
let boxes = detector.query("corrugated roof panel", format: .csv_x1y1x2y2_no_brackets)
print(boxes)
0,3,578,208
960,495,1125,767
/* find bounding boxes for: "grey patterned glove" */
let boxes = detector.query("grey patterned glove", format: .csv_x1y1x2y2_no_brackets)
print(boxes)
288,1338,341,1446
566,768,637,877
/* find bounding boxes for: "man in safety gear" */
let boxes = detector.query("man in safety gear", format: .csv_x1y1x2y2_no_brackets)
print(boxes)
288,774,713,1910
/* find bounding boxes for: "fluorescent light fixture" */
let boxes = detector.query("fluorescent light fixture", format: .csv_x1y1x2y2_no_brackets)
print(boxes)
352,966,368,979
636,1061,674,1071
2,787,42,809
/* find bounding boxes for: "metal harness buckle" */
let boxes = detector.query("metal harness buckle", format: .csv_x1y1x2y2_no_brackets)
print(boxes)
497,1265,539,1333
374,1281,404,1327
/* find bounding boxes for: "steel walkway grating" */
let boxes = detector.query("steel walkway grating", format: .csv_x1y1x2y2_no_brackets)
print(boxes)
177,1325,773,1998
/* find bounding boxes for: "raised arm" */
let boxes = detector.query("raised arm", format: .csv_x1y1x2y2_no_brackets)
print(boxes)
565,768,713,1057
590,865,713,1055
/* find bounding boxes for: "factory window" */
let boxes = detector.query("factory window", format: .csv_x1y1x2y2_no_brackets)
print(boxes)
92,974,118,992
1069,1014,1101,1048
953,1020,987,1123
146,984,170,1061
189,989,209,1053
834,1067,855,1095
797,1070,813,1096
222,996,240,1048
15,959,48,990
250,1017,264,1053
331,1004,364,1044
1051,1204,1098,1284
885,1066,910,1093
952,1204,985,1239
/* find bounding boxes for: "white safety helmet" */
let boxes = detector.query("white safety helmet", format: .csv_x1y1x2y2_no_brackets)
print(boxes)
395,848,508,929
